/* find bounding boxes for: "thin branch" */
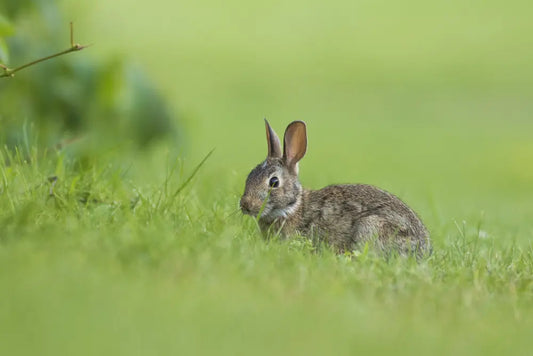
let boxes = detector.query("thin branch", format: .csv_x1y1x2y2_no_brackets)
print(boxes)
0,22,89,79
70,21,74,48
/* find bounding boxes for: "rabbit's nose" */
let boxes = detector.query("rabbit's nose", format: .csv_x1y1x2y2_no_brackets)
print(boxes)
240,195,255,215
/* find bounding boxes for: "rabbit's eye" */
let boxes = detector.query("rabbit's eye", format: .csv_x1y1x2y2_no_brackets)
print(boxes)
269,176,280,188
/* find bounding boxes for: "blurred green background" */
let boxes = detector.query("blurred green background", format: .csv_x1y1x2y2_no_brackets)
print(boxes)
1,0,533,355
69,0,533,222
3,0,533,214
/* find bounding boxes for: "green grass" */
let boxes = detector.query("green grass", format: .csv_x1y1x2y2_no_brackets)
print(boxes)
1,140,532,355
2,0,533,354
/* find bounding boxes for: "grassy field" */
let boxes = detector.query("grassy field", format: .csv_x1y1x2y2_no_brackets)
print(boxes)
2,0,533,355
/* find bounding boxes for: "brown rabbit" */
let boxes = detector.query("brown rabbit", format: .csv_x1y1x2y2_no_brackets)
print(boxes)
240,120,431,257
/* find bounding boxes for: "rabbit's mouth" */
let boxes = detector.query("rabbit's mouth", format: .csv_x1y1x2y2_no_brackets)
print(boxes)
239,196,262,217
240,205,255,216
240,199,277,221
240,204,271,219
240,193,302,221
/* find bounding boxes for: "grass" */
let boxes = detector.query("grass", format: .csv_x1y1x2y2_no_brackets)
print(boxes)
1,140,533,355
2,0,533,354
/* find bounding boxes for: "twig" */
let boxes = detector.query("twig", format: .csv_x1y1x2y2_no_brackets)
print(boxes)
70,21,74,48
0,22,89,79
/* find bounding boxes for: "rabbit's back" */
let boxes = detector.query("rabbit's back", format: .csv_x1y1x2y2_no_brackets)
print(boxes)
297,184,430,255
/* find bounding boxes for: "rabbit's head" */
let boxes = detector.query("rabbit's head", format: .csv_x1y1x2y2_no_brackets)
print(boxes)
240,120,307,222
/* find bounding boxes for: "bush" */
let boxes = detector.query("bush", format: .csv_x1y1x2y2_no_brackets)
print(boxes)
0,1,181,151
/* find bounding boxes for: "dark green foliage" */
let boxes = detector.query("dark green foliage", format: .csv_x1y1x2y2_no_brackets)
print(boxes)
0,1,181,150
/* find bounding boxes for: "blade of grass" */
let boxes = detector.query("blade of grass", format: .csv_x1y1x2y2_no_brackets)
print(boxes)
170,149,214,200
156,152,182,210
251,187,273,234
255,187,273,221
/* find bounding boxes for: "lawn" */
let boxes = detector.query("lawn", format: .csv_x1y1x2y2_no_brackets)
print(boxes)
1,0,533,355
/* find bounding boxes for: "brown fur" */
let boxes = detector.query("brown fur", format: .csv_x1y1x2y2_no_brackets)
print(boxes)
240,120,431,257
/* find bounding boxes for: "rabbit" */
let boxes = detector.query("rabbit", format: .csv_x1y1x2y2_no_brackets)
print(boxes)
240,119,431,257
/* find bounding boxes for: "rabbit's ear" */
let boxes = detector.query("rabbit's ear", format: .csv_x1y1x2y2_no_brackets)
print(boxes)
283,121,307,174
265,119,282,158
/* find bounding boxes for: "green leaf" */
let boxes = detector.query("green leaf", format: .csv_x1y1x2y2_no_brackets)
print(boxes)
0,38,8,64
0,13,14,37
